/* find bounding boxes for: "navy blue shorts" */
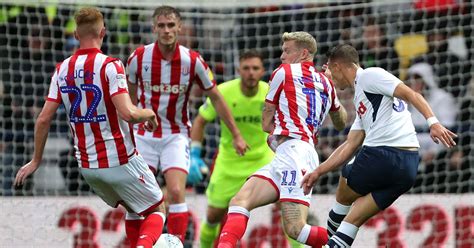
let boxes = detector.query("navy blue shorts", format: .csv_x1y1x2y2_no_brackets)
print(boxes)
342,146,420,210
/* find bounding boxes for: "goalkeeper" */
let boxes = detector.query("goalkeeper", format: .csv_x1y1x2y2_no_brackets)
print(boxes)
190,50,302,248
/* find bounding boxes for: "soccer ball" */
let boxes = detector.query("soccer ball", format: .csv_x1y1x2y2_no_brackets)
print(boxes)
153,234,184,248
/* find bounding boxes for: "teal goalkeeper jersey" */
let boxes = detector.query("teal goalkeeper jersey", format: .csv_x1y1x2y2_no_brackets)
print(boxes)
199,78,274,161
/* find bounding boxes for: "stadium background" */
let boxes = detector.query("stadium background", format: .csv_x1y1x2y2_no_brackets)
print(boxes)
0,0,472,247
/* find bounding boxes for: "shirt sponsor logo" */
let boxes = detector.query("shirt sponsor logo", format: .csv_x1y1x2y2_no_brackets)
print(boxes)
142,81,188,93
234,115,261,123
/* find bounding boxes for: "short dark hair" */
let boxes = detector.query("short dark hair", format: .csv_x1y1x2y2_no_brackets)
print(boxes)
74,7,104,38
326,44,359,65
153,6,181,20
239,49,264,63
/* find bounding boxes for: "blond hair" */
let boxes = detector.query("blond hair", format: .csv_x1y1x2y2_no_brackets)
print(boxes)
282,32,317,56
74,7,104,38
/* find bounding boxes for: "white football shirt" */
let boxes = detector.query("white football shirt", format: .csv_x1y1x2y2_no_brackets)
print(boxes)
47,48,136,168
350,67,420,147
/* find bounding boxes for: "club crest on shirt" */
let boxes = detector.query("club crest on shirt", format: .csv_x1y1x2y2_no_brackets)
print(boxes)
393,98,406,112
181,67,190,76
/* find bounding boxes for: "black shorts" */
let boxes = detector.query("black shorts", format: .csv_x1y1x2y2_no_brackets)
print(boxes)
342,146,420,210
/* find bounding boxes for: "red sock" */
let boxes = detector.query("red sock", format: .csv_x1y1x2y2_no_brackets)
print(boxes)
125,219,143,247
307,226,328,247
217,213,249,248
212,213,228,248
167,212,189,242
136,213,165,248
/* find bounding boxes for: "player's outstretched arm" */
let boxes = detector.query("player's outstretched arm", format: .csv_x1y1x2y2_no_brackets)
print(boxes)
206,86,249,156
393,82,457,148
14,101,60,186
329,104,348,131
111,93,158,131
301,130,365,195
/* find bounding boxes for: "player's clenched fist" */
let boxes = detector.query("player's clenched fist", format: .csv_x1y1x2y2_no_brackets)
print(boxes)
144,111,159,132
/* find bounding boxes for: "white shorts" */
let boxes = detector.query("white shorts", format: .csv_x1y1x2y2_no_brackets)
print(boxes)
134,133,190,174
251,138,319,207
80,155,164,215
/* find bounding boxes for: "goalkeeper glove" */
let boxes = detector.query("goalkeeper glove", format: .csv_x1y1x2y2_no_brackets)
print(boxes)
187,142,208,185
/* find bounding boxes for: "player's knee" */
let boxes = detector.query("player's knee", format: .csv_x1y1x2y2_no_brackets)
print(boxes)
336,193,354,206
282,220,305,240
166,185,185,203
206,214,219,224
141,202,167,217
229,195,248,209
336,185,359,205
206,208,225,224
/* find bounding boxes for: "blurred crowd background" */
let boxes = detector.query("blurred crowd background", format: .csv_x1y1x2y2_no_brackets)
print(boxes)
0,0,472,196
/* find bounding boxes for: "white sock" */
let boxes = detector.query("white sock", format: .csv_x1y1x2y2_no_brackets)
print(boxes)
332,201,351,215
338,221,359,239
296,224,311,243
169,203,188,213
228,206,250,218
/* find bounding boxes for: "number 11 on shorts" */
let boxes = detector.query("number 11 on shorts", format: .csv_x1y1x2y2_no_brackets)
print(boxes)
281,170,297,186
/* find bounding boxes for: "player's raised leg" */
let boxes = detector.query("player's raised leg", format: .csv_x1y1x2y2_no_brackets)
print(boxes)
125,212,144,247
327,193,379,247
136,205,167,248
327,176,359,238
280,202,328,247
217,176,279,248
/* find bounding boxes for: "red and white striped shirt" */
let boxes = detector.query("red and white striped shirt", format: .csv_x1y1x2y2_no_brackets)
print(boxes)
47,48,135,169
266,61,340,144
127,42,216,138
